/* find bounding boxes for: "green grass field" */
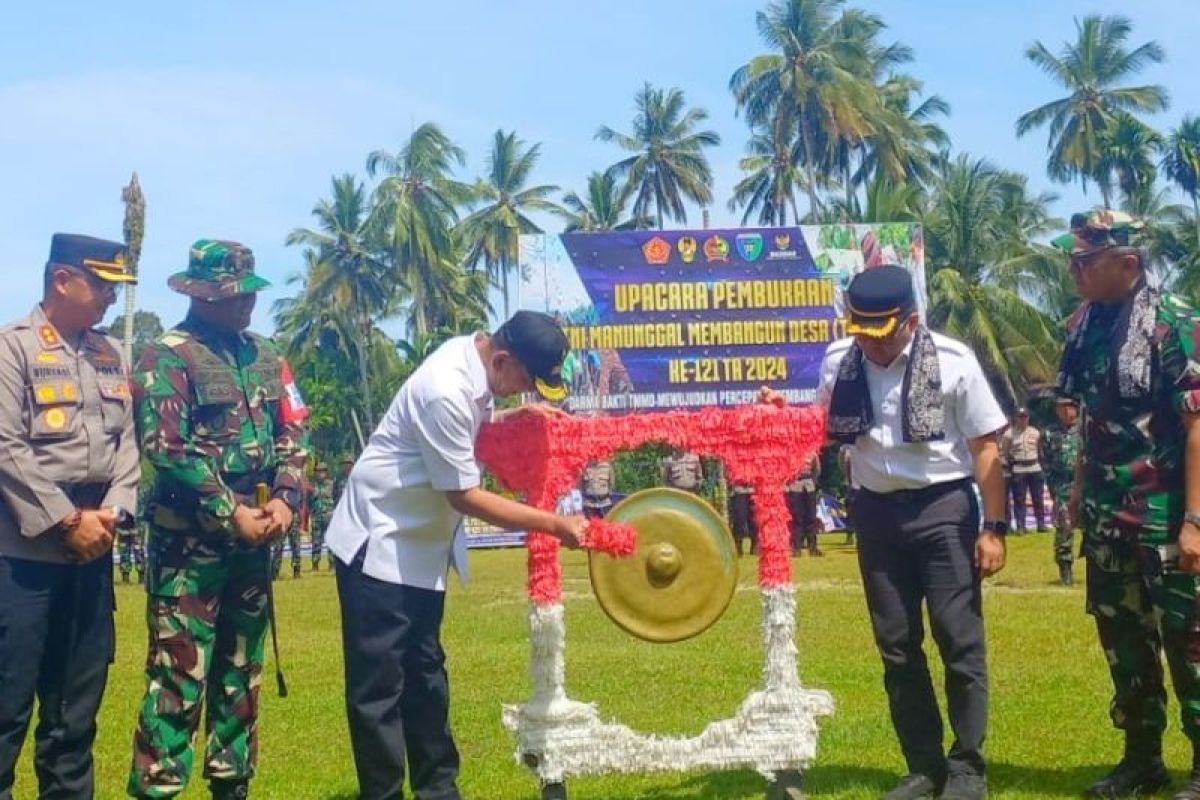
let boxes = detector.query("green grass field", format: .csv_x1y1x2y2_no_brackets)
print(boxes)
15,533,1191,798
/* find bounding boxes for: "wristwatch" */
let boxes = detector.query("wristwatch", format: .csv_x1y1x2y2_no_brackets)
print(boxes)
982,519,1009,536
111,505,136,531
1185,511,1200,530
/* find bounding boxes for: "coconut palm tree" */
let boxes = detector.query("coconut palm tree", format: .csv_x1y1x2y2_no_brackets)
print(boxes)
923,154,1065,405
367,122,475,337
1097,112,1163,208
730,0,879,218
1016,14,1168,206
458,130,562,318
556,171,651,232
856,74,950,189
286,174,393,428
1162,116,1200,239
596,82,720,229
728,117,807,225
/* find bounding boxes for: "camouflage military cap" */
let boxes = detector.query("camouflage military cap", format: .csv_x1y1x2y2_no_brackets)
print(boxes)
1051,209,1146,256
167,239,270,300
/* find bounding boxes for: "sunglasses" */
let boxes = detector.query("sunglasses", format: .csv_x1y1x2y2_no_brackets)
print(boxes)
1069,245,1114,270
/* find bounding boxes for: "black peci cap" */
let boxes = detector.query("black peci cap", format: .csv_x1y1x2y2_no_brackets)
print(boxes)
496,310,570,401
845,265,915,338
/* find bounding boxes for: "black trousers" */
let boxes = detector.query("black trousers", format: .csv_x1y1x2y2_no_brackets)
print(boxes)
856,481,988,780
0,555,114,800
730,493,757,545
335,547,460,800
1008,472,1046,530
786,490,819,552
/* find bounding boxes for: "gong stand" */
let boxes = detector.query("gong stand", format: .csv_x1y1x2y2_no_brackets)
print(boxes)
476,405,834,798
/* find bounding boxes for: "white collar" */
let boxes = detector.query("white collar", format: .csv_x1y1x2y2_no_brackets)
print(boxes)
467,333,491,402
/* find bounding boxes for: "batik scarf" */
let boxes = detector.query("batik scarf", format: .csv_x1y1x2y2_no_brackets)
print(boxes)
828,325,945,445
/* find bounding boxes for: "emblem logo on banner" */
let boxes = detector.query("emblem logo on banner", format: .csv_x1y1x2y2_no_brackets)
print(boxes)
703,235,730,262
677,236,698,264
642,237,671,265
736,233,764,262
769,233,798,260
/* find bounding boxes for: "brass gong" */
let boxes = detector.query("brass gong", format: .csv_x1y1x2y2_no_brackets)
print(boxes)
589,487,738,643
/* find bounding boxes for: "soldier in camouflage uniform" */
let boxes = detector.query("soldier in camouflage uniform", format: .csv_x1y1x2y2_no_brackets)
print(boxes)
1055,210,1200,800
1042,396,1082,586
119,483,149,584
334,457,353,503
308,463,334,570
270,506,302,580
127,240,308,800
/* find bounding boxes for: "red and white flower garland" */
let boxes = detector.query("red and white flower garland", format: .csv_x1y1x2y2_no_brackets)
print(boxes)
476,404,827,604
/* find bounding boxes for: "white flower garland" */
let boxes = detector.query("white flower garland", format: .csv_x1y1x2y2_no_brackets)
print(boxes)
503,586,834,784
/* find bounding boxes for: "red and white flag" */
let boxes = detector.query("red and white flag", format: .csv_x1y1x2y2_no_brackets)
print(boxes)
279,359,309,424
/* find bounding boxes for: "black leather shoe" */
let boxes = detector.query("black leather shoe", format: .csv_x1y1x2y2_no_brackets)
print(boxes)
1084,759,1170,798
210,780,249,800
882,774,940,800
1175,777,1200,800
942,773,987,800
766,769,805,800
1173,743,1200,800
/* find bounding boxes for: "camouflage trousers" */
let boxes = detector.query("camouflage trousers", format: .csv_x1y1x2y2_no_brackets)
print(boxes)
310,514,330,568
1085,537,1200,741
1052,487,1076,566
119,528,147,579
270,528,301,578
127,528,271,798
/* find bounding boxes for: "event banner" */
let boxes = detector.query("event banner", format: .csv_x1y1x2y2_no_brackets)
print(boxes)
516,224,925,413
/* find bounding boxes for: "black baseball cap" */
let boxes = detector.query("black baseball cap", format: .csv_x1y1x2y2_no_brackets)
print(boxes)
495,310,569,401
845,265,915,338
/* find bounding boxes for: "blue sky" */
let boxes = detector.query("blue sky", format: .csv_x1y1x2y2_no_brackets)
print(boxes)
2,0,1196,331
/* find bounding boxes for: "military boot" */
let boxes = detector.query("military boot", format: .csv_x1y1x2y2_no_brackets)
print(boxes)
210,779,249,800
293,564,301,579
1058,562,1074,586
121,570,130,584
1173,744,1200,800
1084,732,1170,797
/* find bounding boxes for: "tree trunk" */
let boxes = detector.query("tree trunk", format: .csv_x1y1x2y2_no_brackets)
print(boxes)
844,161,854,219
1193,192,1199,246
502,261,511,319
800,116,821,222
356,309,375,431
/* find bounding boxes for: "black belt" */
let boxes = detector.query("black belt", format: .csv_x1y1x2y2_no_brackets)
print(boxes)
64,482,109,508
861,477,972,505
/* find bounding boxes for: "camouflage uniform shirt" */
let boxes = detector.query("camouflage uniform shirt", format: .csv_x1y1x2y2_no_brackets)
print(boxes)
309,475,334,522
135,315,308,533
1042,421,1081,505
1062,292,1200,545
